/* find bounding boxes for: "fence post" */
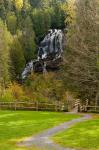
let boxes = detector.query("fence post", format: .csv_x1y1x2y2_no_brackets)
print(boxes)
85,99,89,112
36,101,38,111
74,99,80,112
59,102,61,111
54,101,57,111
15,102,17,111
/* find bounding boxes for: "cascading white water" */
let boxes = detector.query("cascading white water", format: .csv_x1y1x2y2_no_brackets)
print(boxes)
22,61,34,80
38,29,63,60
22,29,64,79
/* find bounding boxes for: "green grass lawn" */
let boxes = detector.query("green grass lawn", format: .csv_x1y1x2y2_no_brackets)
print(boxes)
53,115,99,150
0,111,80,150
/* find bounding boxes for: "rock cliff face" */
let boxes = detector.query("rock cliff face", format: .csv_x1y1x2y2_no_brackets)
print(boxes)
22,29,64,79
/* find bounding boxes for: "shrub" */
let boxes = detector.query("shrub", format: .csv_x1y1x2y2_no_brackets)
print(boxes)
10,82,25,101
0,89,14,102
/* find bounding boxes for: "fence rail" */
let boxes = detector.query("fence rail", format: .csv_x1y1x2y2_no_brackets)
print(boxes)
0,101,67,112
79,105,99,112
0,101,98,112
85,105,99,112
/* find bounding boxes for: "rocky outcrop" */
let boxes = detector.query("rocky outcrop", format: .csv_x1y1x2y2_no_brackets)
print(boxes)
22,29,64,79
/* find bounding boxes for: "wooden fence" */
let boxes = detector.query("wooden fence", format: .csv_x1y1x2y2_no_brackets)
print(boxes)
79,105,99,112
0,101,98,112
78,99,99,112
0,101,68,112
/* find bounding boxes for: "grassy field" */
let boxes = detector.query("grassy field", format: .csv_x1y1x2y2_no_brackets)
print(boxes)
53,115,99,150
0,111,80,150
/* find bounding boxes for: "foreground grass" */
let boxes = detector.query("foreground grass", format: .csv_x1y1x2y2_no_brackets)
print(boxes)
0,111,80,150
53,115,99,150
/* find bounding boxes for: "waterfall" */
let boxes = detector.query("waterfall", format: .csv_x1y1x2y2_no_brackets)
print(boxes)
43,62,47,73
22,29,64,79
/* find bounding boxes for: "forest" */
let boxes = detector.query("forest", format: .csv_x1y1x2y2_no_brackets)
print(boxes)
0,0,99,107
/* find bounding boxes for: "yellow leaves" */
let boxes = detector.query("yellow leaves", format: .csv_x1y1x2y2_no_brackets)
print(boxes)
62,0,76,25
14,0,23,11
10,82,24,100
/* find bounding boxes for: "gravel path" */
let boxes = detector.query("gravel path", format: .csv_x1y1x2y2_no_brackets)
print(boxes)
18,114,91,150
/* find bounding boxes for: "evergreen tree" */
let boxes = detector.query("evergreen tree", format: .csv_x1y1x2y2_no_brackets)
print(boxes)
20,16,36,62
6,11,17,34
10,35,26,79
31,8,51,41
0,19,12,90
0,0,6,20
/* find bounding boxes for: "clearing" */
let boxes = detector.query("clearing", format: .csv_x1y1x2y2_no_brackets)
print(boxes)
53,114,99,150
0,111,80,150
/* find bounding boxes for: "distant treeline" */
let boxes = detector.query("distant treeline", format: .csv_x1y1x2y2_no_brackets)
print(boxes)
0,0,68,82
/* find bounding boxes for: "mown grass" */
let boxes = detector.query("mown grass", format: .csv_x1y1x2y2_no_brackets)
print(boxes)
53,115,99,150
0,111,80,150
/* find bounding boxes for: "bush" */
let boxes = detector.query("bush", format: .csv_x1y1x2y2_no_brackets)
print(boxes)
0,89,14,102
24,73,67,102
10,82,25,101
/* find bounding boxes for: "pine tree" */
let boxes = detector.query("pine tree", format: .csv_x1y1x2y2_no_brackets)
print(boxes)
20,16,36,62
10,35,26,79
0,19,12,91
6,11,17,34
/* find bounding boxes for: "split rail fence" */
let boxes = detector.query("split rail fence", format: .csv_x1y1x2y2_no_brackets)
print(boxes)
70,99,99,113
79,105,99,112
0,101,68,112
0,101,98,112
